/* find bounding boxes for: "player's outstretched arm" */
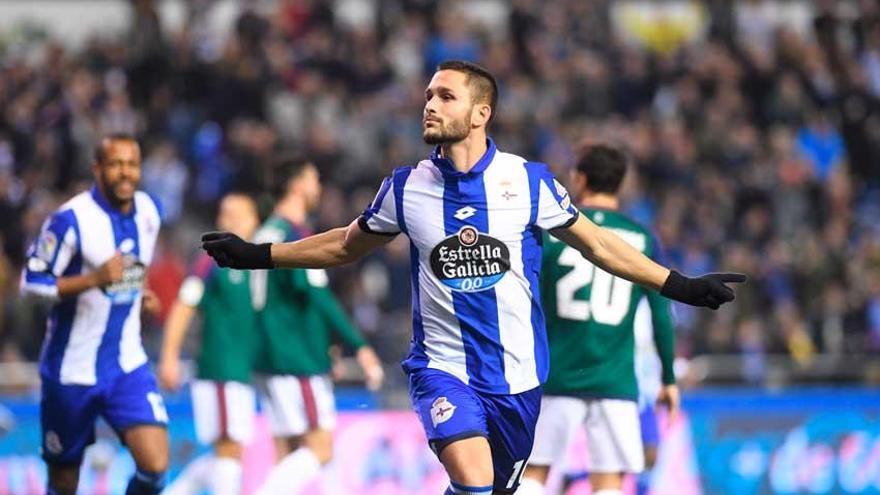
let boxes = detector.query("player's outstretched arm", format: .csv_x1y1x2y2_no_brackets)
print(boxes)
202,219,395,270
551,214,746,309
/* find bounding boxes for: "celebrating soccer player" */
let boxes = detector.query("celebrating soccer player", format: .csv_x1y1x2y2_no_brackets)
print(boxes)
201,60,745,494
21,134,169,495
249,158,384,495
517,145,679,495
159,192,261,495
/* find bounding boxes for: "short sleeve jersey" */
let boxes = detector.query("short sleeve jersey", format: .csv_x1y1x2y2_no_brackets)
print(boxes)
178,254,258,382
540,208,676,400
21,187,162,385
251,216,366,375
358,138,579,394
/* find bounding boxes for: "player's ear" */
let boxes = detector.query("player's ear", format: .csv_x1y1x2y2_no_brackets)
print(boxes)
471,103,491,128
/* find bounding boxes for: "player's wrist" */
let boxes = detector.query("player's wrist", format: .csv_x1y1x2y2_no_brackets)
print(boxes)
252,242,274,269
89,271,106,288
660,270,690,302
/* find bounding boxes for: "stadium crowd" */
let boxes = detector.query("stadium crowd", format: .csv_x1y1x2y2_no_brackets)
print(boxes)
1,0,879,386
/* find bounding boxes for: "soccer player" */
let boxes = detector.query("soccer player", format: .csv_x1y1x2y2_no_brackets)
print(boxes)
517,145,679,495
249,157,385,495
158,192,261,495
20,134,168,495
201,60,744,495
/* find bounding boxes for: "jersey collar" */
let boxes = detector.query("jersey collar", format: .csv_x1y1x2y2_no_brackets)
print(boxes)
90,185,136,218
429,137,497,178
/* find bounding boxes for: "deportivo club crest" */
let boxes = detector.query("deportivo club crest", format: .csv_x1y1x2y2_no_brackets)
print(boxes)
429,226,511,292
431,397,456,427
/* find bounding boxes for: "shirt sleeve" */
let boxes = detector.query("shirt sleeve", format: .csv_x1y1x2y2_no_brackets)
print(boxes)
20,210,79,300
533,165,579,230
357,175,400,236
177,254,214,307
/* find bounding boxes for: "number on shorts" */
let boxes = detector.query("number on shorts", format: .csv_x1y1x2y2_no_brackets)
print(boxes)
506,459,527,489
555,246,633,326
147,392,169,423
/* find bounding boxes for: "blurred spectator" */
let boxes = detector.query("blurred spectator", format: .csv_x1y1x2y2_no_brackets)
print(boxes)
142,140,189,224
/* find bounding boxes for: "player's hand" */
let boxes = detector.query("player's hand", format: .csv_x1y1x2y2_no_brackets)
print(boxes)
201,231,274,269
356,346,385,391
94,252,125,286
158,356,181,391
660,271,746,309
141,288,161,317
656,384,680,424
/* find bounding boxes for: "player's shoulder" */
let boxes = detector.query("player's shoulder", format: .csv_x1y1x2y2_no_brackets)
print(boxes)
62,190,95,213
489,150,558,186
134,191,163,223
50,191,94,227
255,216,291,243
509,154,549,175
587,208,646,229
400,161,435,181
586,208,653,252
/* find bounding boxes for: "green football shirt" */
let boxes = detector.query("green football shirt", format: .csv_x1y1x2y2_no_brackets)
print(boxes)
540,208,676,400
178,254,258,382
251,215,366,375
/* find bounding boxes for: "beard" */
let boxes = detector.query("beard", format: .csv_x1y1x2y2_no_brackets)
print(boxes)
423,116,470,145
97,172,137,207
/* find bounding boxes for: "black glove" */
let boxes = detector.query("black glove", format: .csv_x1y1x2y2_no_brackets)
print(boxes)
201,231,274,269
661,270,746,309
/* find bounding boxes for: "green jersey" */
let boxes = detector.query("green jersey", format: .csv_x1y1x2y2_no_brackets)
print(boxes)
179,253,258,382
541,208,675,400
252,215,367,375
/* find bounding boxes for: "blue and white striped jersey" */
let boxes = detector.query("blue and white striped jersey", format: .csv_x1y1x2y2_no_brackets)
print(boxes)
359,139,579,394
20,187,162,385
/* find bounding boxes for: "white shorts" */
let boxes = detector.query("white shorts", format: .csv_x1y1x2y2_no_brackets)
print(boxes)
191,380,256,445
258,374,336,437
531,396,645,473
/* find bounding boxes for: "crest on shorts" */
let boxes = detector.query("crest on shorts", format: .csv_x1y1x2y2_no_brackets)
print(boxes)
45,430,63,455
431,397,456,427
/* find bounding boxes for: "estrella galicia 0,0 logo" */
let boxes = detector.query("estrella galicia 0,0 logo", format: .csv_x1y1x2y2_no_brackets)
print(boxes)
429,226,510,292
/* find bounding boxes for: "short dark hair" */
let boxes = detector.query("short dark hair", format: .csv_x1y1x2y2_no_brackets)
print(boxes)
273,153,314,199
436,60,498,123
575,144,628,194
94,133,138,164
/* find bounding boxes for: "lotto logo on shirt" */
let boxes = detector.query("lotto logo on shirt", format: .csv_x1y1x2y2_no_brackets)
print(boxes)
430,226,510,292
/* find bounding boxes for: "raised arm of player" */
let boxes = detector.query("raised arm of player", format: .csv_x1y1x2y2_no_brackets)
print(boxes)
272,220,395,268
202,218,395,270
551,214,746,309
552,214,670,290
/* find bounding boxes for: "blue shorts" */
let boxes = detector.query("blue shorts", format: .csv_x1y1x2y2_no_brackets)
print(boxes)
40,364,168,464
639,403,659,448
408,368,541,493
